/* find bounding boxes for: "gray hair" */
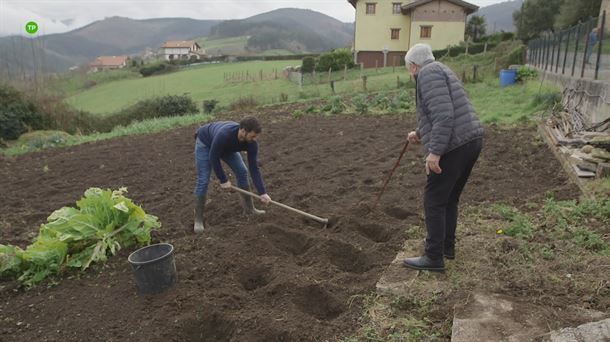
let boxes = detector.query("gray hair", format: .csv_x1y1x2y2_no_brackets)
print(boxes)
404,43,435,66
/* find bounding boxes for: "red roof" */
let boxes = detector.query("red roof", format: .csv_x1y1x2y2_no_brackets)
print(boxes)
89,55,129,67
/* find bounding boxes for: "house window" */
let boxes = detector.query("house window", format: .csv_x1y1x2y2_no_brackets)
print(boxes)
392,3,402,14
366,3,376,14
391,28,400,40
420,26,432,39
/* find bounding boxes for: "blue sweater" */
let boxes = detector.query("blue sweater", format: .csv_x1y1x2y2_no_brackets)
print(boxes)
197,122,266,194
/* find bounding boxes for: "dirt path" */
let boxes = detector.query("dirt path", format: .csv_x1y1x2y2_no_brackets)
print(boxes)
0,109,578,341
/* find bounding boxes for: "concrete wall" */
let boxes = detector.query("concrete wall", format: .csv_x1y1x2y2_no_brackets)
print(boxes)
541,70,610,124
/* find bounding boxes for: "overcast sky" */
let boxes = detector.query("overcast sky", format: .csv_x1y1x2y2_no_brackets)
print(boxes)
0,0,513,37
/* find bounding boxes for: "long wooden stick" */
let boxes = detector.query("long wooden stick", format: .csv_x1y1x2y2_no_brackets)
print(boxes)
373,140,409,208
230,186,329,225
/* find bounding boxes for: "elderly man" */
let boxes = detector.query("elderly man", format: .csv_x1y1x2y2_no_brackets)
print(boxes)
403,44,484,272
193,116,271,233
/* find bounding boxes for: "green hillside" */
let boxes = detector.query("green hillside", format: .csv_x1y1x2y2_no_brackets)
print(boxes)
66,60,300,114
197,36,249,55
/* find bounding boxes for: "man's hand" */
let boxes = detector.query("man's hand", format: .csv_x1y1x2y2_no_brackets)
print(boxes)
425,153,442,175
408,131,420,144
259,194,271,204
220,181,232,190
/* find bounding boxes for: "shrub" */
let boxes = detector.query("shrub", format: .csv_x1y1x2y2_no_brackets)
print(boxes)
505,45,525,67
433,42,498,59
16,130,72,151
0,83,42,140
302,57,316,74
315,49,355,72
516,66,538,82
229,97,258,111
203,100,219,114
83,80,97,89
139,63,177,77
97,95,198,132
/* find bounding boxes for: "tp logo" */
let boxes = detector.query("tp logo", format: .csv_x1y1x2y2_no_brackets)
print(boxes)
25,21,39,34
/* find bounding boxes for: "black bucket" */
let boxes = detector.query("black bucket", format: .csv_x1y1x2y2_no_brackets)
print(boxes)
128,243,176,294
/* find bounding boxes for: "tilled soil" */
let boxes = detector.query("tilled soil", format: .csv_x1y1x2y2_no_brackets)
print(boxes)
0,108,578,341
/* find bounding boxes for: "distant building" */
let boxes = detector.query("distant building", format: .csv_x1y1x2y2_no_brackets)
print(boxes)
160,41,205,61
89,55,130,72
348,0,478,68
142,47,158,62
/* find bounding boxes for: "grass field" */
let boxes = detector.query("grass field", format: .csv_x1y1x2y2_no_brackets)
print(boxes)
66,60,300,114
196,36,249,55
49,68,141,97
66,60,413,115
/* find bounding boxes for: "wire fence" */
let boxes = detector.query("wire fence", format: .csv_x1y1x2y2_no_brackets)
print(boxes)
527,11,609,82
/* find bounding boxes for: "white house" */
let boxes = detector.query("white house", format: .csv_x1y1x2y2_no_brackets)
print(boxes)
160,41,204,61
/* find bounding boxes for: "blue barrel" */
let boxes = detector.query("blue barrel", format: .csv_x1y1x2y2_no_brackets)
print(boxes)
499,69,517,87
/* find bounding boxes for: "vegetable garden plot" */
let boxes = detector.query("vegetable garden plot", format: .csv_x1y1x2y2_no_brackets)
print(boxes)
0,107,578,341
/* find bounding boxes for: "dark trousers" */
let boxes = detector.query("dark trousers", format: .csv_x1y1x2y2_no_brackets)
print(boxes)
424,138,482,260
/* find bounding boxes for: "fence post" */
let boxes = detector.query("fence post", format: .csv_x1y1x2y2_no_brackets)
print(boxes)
595,11,606,80
572,23,581,77
484,42,488,54
542,35,549,71
260,69,263,81
581,24,591,78
362,75,367,91
328,67,332,83
473,64,478,82
549,34,557,72
537,39,542,67
562,28,571,74
344,64,347,80
330,80,335,94
397,75,400,88
555,31,562,73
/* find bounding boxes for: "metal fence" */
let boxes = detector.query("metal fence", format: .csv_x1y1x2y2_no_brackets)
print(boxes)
527,11,609,82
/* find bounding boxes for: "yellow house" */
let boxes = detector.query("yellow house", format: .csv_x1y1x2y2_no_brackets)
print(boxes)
348,0,478,68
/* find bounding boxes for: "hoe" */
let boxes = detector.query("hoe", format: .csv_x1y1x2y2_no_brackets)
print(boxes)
230,186,336,228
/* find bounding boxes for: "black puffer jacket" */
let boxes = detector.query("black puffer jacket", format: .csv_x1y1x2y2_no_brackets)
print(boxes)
415,60,484,156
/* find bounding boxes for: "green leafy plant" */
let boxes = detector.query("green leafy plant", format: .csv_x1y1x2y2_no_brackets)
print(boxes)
351,94,369,115
321,96,346,114
203,99,219,114
292,109,305,118
0,187,160,286
516,66,538,82
492,204,535,239
373,92,392,111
